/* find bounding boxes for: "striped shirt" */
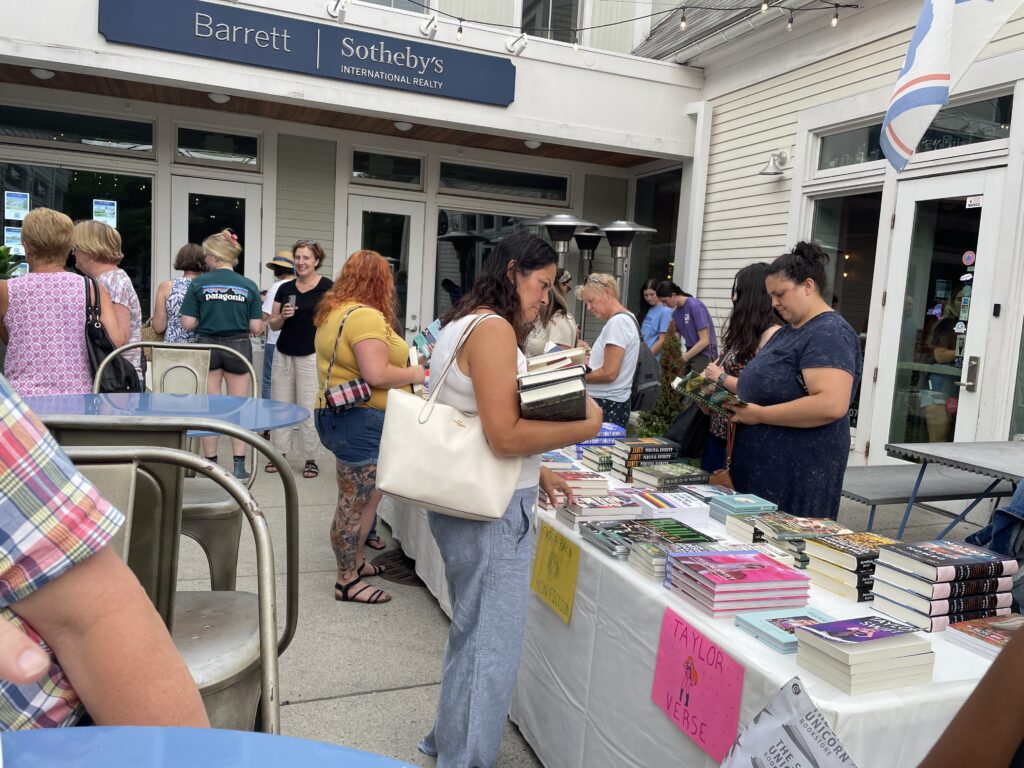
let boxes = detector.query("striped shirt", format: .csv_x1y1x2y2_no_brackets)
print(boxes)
0,375,124,729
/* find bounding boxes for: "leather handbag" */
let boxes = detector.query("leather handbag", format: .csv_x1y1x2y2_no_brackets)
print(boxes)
85,277,142,394
377,315,522,521
708,421,736,490
321,305,372,412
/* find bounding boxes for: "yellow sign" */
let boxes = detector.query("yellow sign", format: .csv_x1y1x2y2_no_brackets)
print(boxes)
530,521,581,624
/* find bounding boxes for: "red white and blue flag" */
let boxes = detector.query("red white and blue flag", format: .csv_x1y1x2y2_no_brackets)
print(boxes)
881,0,1024,172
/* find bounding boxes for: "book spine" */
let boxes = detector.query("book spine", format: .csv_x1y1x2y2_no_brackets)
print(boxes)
937,562,1013,582
932,593,1012,615
929,607,1011,632
933,576,1015,598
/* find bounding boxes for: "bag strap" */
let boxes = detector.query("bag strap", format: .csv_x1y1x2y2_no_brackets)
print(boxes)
724,421,736,469
420,313,496,422
321,305,367,396
84,276,102,326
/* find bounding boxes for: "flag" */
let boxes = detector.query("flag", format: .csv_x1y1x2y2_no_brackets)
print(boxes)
881,0,1024,172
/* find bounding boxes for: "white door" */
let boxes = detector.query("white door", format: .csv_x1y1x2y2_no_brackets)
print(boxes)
168,177,262,293
870,169,1004,455
346,195,425,342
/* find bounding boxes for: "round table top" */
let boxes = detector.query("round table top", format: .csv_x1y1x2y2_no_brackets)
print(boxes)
0,726,415,767
22,393,310,434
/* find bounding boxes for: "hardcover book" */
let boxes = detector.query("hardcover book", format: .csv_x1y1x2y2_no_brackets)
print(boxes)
804,532,899,571
517,364,587,390
806,567,873,602
525,347,587,373
873,563,1013,598
631,462,710,488
551,470,608,489
871,580,1012,616
708,494,777,523
680,484,737,502
806,557,875,588
872,594,1012,632
610,436,680,458
945,614,1024,659
877,541,1020,582
519,377,587,421
797,615,919,645
671,370,749,415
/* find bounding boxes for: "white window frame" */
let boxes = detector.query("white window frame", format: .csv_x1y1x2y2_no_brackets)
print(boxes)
0,100,157,161
350,146,426,192
173,122,262,173
437,156,572,207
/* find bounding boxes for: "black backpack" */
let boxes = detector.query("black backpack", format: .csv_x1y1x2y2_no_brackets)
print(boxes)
615,312,661,412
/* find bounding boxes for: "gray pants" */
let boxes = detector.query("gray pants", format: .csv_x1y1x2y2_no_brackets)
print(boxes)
420,486,537,768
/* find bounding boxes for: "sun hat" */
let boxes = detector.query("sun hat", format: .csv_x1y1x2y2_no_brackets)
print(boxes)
266,251,295,271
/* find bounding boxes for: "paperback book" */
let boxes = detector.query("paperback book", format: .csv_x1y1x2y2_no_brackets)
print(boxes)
672,370,749,416
411,318,443,361
519,370,586,421
540,450,576,470
877,540,1020,582
569,495,643,516
580,446,614,472
610,437,680,460
667,551,810,592
734,607,836,653
708,494,777,524
631,462,710,489
872,594,1012,632
680,484,737,502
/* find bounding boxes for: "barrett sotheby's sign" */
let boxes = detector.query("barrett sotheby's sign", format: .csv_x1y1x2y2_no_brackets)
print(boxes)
98,0,516,107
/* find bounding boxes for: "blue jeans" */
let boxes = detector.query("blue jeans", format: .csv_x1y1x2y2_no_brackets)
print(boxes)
261,343,275,400
420,486,537,768
315,407,384,467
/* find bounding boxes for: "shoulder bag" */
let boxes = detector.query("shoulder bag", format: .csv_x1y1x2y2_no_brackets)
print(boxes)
376,314,523,521
85,277,142,393
708,421,736,490
321,305,372,411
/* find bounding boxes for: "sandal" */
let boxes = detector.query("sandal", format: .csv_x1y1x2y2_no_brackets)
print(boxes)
335,578,391,604
303,460,319,479
358,560,386,577
366,535,386,551
264,461,278,474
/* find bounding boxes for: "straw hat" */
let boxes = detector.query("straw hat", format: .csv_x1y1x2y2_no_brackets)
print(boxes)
266,250,295,271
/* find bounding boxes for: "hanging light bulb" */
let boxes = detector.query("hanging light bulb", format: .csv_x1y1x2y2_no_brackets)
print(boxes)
787,10,793,30
573,30,579,50
456,19,463,41
679,9,687,29
761,1,769,12
831,7,839,26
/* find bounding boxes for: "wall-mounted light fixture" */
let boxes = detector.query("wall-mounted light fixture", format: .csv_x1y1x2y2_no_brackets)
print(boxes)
758,151,789,176
29,68,56,80
326,0,345,19
523,140,542,150
208,92,231,104
393,121,414,132
506,33,528,54
420,15,438,36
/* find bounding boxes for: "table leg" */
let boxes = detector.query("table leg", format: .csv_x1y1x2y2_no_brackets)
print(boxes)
897,461,929,539
867,505,877,532
937,478,1003,539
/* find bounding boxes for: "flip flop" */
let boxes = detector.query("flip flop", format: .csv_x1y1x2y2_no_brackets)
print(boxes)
366,536,386,550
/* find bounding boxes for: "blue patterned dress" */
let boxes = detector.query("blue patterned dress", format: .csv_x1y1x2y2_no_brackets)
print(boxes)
164,277,196,343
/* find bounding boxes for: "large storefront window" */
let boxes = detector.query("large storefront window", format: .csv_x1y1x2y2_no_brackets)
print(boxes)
1,163,152,315
627,168,681,313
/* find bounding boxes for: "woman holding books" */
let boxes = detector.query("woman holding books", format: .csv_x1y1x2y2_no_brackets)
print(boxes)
701,263,782,471
724,242,861,519
419,232,603,768
576,273,640,428
313,250,426,605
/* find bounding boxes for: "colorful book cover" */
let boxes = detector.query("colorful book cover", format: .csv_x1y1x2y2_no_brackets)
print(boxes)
671,370,748,416
552,470,607,484
879,541,1019,582
735,607,835,648
633,462,710,486
947,614,1024,651
748,512,852,541
540,450,575,468
638,490,708,510
611,437,680,455
708,494,777,515
411,318,442,360
571,495,642,513
798,615,918,644
669,552,809,590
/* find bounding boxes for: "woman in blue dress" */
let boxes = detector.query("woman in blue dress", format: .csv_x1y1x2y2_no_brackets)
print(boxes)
725,242,861,519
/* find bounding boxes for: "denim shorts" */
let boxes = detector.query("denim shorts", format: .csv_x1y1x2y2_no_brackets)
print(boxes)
315,406,385,467
197,334,253,375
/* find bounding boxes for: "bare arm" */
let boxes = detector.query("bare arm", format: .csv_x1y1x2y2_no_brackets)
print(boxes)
150,281,171,334
649,331,667,357
683,326,711,362
728,367,853,428
11,546,209,727
180,314,197,332
585,344,625,385
353,338,424,389
268,301,289,332
463,318,602,458
98,285,127,347
248,317,264,335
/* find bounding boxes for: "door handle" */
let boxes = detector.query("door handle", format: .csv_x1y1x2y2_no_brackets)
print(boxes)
406,325,419,333
954,355,980,392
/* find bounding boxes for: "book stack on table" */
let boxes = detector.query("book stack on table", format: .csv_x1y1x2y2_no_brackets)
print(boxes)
633,490,710,526
579,518,713,562
726,511,852,569
555,494,642,529
708,493,776,524
562,422,627,461
580,445,614,473
518,363,587,421
663,551,811,619
539,469,608,514
794,616,934,695
871,541,1018,632
631,461,710,490
540,450,576,471
625,520,718,580
734,606,836,653
607,437,679,483
945,614,1024,659
804,532,898,603
679,484,737,503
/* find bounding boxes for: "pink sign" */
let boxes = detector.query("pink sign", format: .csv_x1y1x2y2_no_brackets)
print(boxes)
651,607,744,763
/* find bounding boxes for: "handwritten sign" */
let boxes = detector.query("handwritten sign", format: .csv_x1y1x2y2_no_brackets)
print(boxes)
530,521,580,624
651,607,744,763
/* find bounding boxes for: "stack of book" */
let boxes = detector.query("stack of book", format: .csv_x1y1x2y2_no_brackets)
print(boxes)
871,541,1018,632
708,493,776,524
625,520,718,579
525,347,587,374
608,437,679,484
555,494,642,529
680,484,737,503
794,616,933,695
518,364,586,421
539,469,608,513
726,512,852,569
734,606,835,653
580,445,614,473
663,551,811,618
580,518,714,562
635,490,710,525
629,540,796,582
562,422,627,461
631,461,710,490
945,614,1024,660
540,450,575,471
709,541,798,568
804,532,898,602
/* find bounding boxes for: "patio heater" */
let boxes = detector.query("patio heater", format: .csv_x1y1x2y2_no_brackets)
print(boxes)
600,220,656,280
526,213,596,267
573,227,604,339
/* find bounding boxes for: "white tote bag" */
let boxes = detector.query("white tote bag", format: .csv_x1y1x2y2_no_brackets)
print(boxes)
376,315,522,521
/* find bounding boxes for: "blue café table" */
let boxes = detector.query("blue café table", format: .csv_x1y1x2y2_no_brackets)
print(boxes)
0,727,415,767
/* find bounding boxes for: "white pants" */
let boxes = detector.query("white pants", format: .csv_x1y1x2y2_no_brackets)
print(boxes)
270,352,319,459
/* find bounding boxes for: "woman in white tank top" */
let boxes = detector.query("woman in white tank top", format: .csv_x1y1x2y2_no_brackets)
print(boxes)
418,232,603,768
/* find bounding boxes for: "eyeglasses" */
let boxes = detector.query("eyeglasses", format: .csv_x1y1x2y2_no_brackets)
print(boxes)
586,275,611,287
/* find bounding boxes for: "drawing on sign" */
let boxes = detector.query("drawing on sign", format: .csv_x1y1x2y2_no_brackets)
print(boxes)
926,303,943,319
954,321,967,334
962,250,976,266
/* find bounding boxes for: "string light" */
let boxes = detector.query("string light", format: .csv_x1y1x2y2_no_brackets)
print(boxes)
761,1,769,12
679,9,687,30
572,30,580,50
456,19,463,41
787,10,793,30
832,6,839,26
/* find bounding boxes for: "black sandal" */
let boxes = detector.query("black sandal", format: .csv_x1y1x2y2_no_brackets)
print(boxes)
334,578,391,604
366,535,386,550
303,460,319,479
358,560,386,577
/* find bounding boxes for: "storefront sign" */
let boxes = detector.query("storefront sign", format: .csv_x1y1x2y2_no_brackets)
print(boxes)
651,608,744,763
93,199,118,227
530,521,580,624
98,0,516,107
4,226,24,256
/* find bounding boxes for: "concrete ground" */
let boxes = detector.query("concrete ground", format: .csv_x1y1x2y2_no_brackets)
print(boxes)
177,440,983,766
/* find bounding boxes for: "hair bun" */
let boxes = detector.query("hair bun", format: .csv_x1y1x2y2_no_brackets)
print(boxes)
792,240,830,266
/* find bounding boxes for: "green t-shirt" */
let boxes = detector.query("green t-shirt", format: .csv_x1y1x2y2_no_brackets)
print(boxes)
180,268,262,336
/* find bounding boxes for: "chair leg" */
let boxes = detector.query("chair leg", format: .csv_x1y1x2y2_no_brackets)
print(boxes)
182,510,244,591
866,505,877,532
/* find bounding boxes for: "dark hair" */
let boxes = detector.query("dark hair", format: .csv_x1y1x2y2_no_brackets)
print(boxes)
721,262,781,362
442,231,558,346
173,243,206,273
638,278,662,323
655,280,690,299
271,266,293,279
766,241,831,295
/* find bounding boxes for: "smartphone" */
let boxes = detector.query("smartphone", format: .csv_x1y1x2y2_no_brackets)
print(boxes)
286,294,297,310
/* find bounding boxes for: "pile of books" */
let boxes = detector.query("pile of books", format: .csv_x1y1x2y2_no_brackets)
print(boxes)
579,518,714,562
629,539,796,582
672,370,748,415
525,347,586,374
555,494,641,529
680,484,737,503
663,551,811,618
580,445,614,473
625,520,719,579
609,437,679,484
538,469,608,513
631,461,710,490
634,490,710,526
734,606,835,653
945,614,1024,660
518,363,586,421
726,511,852,569
562,422,627,461
708,493,776,524
871,541,1018,632
804,532,898,602
540,450,575,471
795,616,933,695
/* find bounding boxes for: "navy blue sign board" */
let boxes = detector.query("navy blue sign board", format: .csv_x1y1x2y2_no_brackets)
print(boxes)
98,0,516,107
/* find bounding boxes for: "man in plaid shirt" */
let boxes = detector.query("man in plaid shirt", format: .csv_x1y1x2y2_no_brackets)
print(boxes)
0,374,207,729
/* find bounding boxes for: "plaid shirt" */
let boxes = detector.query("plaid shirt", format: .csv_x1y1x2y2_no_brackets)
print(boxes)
0,375,124,729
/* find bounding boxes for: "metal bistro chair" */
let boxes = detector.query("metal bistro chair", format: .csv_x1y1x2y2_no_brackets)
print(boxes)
95,341,259,591
67,444,280,733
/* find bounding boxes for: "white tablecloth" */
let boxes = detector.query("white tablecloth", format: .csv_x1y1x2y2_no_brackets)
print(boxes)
378,497,991,768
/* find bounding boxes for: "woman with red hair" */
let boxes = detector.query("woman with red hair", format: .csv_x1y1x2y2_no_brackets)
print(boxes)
313,250,425,605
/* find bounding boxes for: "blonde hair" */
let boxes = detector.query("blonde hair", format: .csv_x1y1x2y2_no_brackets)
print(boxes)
21,208,73,264
73,220,123,264
203,229,242,266
576,272,619,301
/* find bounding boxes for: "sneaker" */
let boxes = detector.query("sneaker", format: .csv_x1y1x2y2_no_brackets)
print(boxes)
232,458,250,481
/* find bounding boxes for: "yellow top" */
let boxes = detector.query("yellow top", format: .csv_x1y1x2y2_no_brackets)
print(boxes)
314,302,411,411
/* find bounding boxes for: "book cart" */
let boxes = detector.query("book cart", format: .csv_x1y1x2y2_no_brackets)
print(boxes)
379,485,993,768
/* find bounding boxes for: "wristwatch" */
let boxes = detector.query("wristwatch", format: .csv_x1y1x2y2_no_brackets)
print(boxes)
716,371,728,386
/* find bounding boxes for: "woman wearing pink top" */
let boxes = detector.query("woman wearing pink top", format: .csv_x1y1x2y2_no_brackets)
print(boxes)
0,208,123,397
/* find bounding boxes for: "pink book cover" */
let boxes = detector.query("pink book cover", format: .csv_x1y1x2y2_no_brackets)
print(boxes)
552,470,606,482
671,552,810,592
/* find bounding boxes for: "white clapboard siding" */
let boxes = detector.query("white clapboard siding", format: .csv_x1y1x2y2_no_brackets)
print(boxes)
697,13,1024,329
275,134,337,278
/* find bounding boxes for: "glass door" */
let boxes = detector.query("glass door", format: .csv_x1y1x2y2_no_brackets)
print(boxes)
871,169,1003,451
346,195,424,342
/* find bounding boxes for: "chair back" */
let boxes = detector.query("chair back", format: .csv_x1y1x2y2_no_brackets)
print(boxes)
76,462,138,561
95,342,257,396
152,348,211,394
